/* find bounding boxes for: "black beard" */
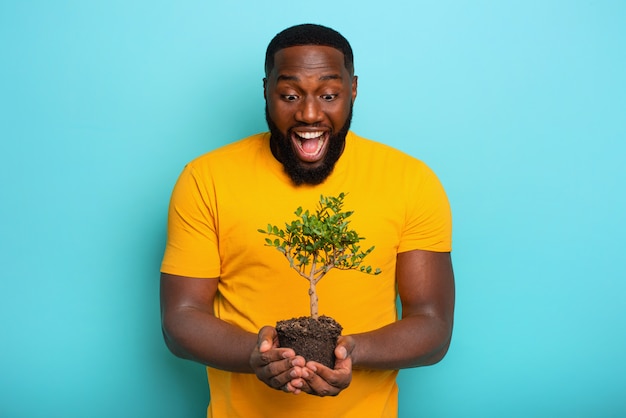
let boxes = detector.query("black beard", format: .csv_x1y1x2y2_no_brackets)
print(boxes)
265,105,352,186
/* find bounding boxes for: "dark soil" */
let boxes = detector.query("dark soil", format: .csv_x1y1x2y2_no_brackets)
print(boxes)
276,315,343,369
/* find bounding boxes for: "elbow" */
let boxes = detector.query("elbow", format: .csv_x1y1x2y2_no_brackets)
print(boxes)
425,335,452,365
426,319,454,365
424,308,454,366
162,327,183,359
161,310,190,360
416,318,454,367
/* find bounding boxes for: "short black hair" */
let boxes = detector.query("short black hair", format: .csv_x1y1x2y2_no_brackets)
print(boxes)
265,24,354,76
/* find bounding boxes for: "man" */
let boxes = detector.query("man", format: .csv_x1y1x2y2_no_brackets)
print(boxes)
160,24,454,418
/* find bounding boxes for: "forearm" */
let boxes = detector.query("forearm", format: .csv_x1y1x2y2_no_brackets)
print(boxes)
349,314,452,370
162,306,258,373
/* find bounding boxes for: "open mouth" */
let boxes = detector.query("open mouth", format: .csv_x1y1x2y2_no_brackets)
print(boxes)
291,130,329,163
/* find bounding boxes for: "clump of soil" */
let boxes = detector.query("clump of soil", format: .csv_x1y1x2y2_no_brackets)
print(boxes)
276,315,343,369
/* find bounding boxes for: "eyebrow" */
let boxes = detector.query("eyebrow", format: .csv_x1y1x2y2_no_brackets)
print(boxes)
276,74,343,82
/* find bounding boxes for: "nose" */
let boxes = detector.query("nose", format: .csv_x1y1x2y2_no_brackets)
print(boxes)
295,96,322,124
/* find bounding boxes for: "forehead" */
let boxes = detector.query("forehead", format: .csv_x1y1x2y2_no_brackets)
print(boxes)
271,45,347,78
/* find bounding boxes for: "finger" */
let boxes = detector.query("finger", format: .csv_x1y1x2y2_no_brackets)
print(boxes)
265,362,303,390
286,376,310,395
257,348,299,367
335,344,348,361
335,335,355,360
290,377,313,395
300,367,340,397
332,349,353,373
303,362,351,395
257,326,277,353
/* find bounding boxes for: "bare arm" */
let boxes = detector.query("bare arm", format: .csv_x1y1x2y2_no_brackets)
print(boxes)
348,249,455,369
299,250,454,396
160,272,258,372
161,273,307,393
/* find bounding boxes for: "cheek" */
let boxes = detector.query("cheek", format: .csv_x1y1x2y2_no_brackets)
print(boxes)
268,103,293,125
329,104,351,125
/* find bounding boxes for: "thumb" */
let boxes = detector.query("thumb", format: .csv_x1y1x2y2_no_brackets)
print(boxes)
335,345,348,360
257,325,276,353
259,339,272,352
335,335,355,360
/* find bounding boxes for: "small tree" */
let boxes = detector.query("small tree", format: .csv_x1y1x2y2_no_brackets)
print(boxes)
259,192,381,320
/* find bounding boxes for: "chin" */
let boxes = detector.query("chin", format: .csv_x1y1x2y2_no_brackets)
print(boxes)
265,105,353,186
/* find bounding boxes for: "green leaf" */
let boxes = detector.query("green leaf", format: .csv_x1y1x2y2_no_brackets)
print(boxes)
260,192,382,281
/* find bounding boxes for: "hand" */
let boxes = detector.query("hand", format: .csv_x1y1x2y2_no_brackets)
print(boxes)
299,335,355,397
249,326,307,394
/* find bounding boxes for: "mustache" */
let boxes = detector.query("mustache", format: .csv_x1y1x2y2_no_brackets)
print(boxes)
264,104,353,186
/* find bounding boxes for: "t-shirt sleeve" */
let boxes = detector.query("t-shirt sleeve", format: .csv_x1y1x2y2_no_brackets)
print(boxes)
160,163,222,278
398,161,452,253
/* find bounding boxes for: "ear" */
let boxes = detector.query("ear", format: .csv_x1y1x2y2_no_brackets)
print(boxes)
263,77,268,100
351,75,358,104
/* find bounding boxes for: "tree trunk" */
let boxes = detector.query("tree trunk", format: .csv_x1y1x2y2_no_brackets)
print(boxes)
309,280,318,319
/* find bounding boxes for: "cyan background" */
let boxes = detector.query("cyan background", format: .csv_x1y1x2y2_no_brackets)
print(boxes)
1,1,624,417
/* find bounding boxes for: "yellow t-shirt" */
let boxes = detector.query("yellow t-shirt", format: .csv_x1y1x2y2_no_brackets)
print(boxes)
161,131,452,418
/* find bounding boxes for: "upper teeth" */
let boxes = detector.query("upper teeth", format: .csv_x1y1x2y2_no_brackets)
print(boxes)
297,131,324,139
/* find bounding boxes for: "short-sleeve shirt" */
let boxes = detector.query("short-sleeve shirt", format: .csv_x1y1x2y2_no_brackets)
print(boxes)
161,131,452,418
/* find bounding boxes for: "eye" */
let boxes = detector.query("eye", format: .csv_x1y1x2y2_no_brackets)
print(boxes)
321,94,337,102
282,94,299,102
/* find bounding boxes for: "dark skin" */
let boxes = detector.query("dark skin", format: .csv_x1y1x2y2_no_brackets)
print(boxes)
264,45,357,172
160,45,455,397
